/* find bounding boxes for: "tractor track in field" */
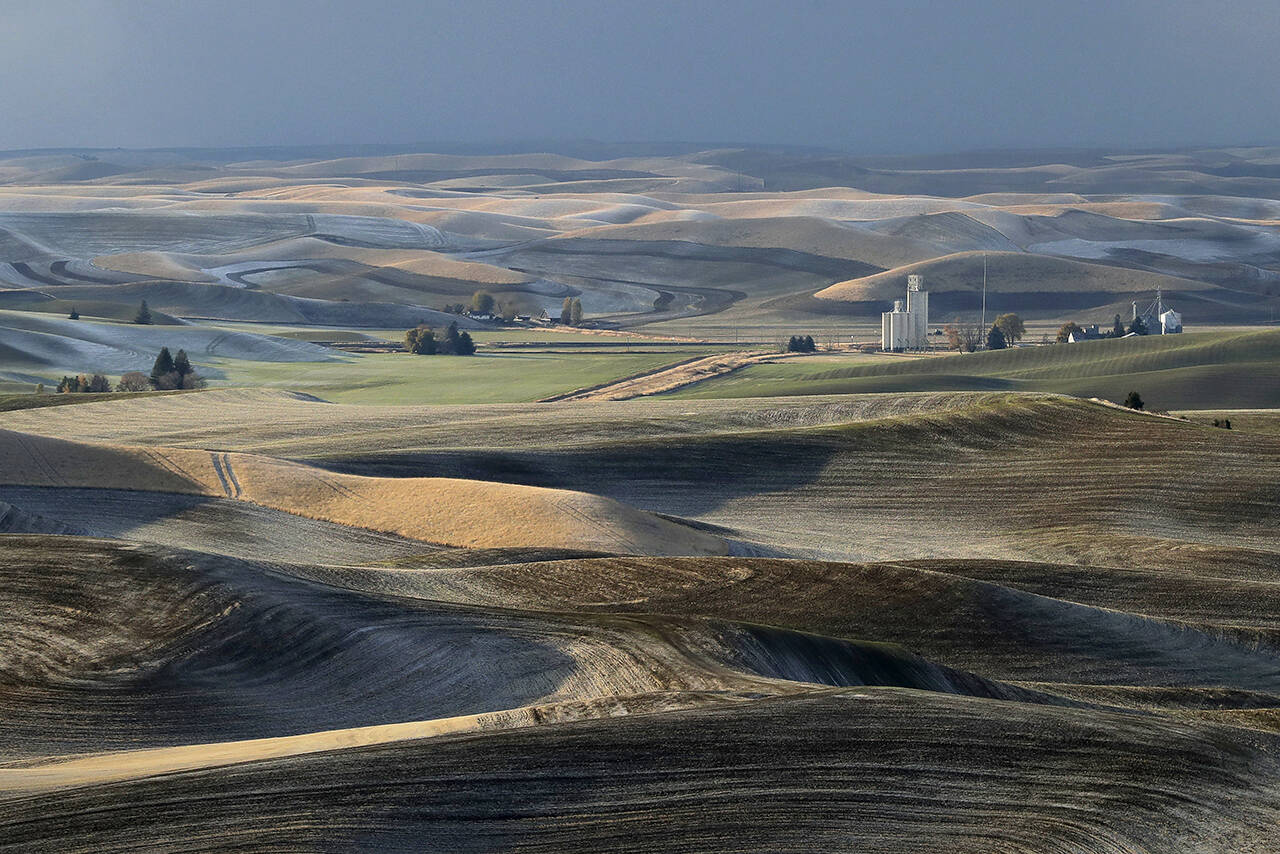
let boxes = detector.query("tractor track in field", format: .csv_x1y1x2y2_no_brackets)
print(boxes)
542,349,809,402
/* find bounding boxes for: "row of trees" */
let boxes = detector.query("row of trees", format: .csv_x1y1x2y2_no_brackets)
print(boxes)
50,347,204,394
55,374,112,393
405,321,476,356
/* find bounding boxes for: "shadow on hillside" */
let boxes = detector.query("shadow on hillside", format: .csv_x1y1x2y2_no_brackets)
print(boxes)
317,432,847,515
0,486,426,564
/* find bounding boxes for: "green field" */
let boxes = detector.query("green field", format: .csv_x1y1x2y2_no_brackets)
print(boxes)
667,329,1280,410
207,348,719,404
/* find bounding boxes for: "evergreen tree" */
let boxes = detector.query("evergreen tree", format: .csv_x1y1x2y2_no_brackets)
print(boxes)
986,324,1007,350
443,321,462,354
173,349,192,379
561,297,573,325
803,335,816,352
787,336,799,352
570,298,583,326
134,300,152,325
68,306,79,320
1128,316,1148,336
87,374,111,393
434,322,476,356
1112,314,1126,338
150,347,175,387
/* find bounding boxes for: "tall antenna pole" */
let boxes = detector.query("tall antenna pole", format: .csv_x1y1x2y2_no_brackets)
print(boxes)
981,252,988,332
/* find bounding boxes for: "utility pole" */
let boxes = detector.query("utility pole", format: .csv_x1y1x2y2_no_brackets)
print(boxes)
981,252,988,333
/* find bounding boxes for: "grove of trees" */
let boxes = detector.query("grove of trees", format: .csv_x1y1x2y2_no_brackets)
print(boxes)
786,335,817,353
56,374,111,393
150,347,204,389
405,321,475,356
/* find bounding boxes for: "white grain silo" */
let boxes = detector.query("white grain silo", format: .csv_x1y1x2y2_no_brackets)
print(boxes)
881,275,928,351
906,275,928,346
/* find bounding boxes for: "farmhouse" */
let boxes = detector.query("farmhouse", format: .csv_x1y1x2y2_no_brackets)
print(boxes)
1068,325,1104,343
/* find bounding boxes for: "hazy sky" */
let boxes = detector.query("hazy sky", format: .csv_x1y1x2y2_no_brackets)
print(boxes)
3,0,1278,153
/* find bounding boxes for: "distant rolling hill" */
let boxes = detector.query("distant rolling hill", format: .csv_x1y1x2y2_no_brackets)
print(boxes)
0,145,1276,333
814,250,1220,318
